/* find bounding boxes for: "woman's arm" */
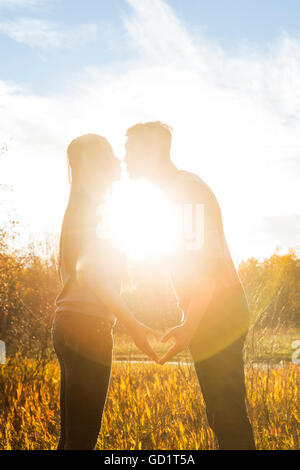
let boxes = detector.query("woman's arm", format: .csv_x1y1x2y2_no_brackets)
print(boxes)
76,255,160,362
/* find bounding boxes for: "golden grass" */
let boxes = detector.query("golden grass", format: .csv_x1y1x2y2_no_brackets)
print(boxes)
0,356,299,450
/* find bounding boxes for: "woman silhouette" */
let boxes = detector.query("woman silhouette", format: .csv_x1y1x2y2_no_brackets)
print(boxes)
52,134,159,450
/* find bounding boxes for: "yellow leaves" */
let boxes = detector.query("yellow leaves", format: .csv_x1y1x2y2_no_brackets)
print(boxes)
292,410,300,424
178,421,185,435
145,403,151,420
120,380,127,392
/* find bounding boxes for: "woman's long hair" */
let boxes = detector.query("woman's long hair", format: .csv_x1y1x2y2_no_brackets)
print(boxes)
59,134,115,279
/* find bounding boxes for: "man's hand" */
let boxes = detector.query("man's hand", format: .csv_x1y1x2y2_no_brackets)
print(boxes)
157,276,216,365
158,322,195,365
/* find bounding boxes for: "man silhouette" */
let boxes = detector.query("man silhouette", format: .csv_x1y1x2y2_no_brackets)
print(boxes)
124,121,256,450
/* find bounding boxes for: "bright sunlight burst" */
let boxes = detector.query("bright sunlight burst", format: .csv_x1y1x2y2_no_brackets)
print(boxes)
101,177,181,261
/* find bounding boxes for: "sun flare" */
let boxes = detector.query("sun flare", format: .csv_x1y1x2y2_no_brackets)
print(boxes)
101,178,180,261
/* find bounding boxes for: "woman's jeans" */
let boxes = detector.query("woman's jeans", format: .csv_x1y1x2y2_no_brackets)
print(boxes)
52,312,114,450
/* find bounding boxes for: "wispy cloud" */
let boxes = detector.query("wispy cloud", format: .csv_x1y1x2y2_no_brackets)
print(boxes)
124,0,197,63
0,17,99,49
0,0,300,259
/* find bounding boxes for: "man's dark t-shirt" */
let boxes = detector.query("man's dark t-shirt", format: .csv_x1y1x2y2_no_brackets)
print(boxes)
166,170,249,361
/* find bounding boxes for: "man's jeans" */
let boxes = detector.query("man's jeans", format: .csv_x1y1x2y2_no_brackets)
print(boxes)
190,283,256,450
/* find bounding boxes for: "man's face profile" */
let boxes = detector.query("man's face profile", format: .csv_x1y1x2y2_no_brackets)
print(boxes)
124,135,148,179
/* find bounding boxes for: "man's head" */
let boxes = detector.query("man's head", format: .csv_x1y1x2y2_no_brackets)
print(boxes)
124,121,173,179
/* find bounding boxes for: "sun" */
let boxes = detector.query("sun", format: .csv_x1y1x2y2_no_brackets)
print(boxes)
102,177,180,261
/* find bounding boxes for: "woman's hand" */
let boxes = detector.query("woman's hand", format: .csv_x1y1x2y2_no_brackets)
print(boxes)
127,320,161,363
158,322,194,365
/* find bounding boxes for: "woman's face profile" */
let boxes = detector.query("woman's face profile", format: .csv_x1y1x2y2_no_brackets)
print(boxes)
82,151,121,195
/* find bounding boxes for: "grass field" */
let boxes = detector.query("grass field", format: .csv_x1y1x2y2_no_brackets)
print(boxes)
0,347,299,450
1,247,299,449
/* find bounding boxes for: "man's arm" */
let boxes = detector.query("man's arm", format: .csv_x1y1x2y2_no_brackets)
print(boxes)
158,275,216,365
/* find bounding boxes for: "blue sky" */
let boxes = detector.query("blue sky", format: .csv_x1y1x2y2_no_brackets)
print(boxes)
0,0,300,261
1,0,300,93
170,0,300,47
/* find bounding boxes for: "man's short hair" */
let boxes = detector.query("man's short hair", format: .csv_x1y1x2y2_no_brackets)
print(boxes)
126,121,173,155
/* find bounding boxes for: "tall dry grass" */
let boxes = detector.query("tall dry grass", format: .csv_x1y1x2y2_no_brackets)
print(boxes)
0,355,298,450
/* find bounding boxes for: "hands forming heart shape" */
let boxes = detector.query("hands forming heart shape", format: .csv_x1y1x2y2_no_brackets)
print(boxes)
129,321,195,365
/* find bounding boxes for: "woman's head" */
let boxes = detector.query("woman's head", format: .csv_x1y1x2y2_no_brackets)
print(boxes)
67,134,121,196
60,134,120,275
